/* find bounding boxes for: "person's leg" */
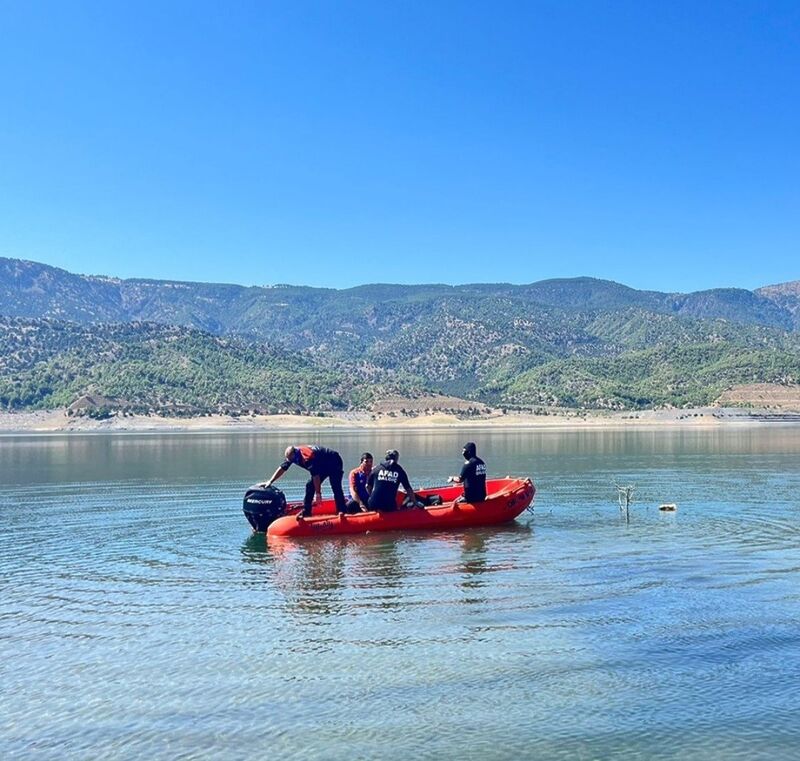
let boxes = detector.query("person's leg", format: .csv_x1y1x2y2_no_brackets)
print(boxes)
330,471,347,513
302,478,315,516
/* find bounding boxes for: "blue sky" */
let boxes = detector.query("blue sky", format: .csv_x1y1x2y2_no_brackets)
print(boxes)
1,1,798,291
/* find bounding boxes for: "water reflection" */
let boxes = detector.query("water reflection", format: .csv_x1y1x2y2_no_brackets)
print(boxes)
3,429,800,761
241,524,536,621
459,531,489,582
240,531,269,561
4,427,799,489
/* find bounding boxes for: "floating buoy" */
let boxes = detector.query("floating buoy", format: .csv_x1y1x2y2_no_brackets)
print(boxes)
659,503,677,511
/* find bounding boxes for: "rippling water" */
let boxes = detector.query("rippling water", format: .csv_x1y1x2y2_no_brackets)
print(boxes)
2,427,800,759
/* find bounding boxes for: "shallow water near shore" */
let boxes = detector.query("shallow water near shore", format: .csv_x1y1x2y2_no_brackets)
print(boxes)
2,428,800,760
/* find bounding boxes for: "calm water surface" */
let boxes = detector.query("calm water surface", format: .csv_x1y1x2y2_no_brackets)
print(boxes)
1,427,800,760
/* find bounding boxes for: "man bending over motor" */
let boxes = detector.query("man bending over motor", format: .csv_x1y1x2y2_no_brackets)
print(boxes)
265,445,347,518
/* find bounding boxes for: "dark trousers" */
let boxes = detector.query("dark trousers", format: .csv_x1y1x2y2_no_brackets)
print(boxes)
367,492,398,512
302,470,346,515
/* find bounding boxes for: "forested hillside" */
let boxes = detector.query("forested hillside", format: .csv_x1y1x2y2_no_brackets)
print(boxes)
1,257,799,413
3,258,799,340
0,317,424,415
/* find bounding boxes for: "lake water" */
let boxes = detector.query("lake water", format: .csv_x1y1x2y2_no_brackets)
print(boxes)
2,427,800,760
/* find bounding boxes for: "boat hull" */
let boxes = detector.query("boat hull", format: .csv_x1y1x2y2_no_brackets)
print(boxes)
266,477,535,538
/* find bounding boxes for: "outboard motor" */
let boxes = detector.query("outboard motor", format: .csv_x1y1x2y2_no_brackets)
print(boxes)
242,484,288,532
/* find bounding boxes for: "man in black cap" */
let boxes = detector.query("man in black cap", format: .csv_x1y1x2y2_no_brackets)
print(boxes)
447,442,487,503
367,449,417,511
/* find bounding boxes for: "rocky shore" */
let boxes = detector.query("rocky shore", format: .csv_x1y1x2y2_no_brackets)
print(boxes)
1,407,798,434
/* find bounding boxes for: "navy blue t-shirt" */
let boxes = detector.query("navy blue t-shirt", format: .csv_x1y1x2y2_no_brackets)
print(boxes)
460,456,487,502
367,460,413,511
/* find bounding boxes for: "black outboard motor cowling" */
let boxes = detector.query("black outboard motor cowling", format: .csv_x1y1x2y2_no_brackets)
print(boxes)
243,485,288,532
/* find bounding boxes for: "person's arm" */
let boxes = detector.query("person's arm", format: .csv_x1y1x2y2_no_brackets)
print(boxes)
361,472,373,509
265,464,288,486
448,462,469,484
363,471,376,510
399,467,416,502
312,474,322,504
348,470,362,507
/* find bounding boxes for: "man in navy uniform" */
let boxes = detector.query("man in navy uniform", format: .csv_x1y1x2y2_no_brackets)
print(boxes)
367,450,417,511
447,442,487,502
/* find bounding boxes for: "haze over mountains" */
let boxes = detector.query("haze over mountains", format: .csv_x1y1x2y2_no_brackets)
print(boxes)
1,256,799,414
2,257,799,334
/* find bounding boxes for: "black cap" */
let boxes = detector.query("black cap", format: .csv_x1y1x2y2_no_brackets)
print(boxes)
462,442,476,457
385,449,399,461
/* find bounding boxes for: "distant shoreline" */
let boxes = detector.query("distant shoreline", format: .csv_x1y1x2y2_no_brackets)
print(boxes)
1,407,798,435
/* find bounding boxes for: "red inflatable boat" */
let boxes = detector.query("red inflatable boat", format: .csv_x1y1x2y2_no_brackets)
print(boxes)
265,477,535,538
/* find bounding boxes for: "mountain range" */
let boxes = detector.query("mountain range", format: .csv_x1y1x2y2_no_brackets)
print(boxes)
1,256,799,414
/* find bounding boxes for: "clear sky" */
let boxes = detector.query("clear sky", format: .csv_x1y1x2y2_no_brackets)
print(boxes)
1,1,798,292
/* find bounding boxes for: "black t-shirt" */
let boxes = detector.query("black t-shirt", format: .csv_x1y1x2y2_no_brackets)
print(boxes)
460,456,487,502
368,460,413,511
